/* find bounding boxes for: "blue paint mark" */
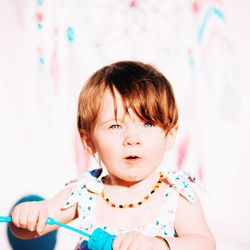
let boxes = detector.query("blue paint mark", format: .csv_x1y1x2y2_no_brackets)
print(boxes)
67,27,75,42
189,56,195,68
37,0,44,5
37,23,43,29
198,6,225,43
39,57,45,65
212,7,224,19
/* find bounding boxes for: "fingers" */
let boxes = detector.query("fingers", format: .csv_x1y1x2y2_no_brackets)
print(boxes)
27,208,39,231
112,232,145,250
112,232,160,250
11,202,30,229
112,233,127,250
36,208,48,234
19,208,29,229
126,234,142,250
10,201,48,234
11,205,21,228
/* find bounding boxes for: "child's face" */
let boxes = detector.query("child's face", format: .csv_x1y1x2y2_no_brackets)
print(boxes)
89,89,175,183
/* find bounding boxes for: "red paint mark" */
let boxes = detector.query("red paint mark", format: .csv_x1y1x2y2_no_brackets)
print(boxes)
74,130,91,176
36,11,43,22
192,1,200,13
130,0,137,7
177,134,190,170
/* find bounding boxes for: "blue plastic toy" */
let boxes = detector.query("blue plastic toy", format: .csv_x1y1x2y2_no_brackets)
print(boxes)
0,216,115,250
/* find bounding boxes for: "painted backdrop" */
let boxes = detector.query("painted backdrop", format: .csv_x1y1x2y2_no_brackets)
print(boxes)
0,1,249,249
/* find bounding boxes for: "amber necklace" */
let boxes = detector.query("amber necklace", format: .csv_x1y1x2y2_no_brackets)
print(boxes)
101,172,164,208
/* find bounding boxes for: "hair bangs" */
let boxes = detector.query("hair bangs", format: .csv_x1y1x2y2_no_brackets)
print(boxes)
109,79,173,132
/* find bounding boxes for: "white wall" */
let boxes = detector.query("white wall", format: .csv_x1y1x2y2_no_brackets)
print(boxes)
1,1,249,249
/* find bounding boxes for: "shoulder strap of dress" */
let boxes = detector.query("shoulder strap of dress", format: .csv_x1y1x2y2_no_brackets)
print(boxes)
62,168,103,209
165,171,202,204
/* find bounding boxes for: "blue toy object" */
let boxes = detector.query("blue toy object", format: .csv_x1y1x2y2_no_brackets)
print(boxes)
88,227,115,250
0,216,115,250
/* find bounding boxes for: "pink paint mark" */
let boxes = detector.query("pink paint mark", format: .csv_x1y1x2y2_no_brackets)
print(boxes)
192,1,200,13
74,130,91,176
50,49,60,91
37,47,44,60
37,47,43,55
53,27,59,35
177,134,190,170
197,162,205,182
130,0,137,7
36,11,43,22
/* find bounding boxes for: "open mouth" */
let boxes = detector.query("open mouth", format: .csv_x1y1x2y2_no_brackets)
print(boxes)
125,156,140,160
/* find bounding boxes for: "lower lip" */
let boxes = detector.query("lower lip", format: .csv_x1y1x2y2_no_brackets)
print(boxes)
124,157,141,163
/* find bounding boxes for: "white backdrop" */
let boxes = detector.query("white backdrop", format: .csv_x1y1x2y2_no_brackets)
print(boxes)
0,1,250,249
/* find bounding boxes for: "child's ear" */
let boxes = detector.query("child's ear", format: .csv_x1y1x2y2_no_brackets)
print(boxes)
79,130,96,155
165,127,177,151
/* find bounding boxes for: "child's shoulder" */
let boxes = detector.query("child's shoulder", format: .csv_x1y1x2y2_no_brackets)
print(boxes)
65,168,103,191
62,168,104,210
164,170,203,204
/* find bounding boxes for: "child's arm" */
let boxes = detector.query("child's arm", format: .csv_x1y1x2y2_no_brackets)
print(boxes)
166,190,216,250
9,185,78,239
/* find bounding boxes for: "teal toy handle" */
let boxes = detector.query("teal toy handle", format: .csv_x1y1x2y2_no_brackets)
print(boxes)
0,215,114,250
0,215,90,237
46,218,114,249
0,216,11,223
46,217,91,238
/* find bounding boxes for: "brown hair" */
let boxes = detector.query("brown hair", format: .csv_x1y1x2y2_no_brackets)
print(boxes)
78,61,178,140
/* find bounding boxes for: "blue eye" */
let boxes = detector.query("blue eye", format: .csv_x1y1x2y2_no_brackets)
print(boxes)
109,124,122,130
144,122,153,128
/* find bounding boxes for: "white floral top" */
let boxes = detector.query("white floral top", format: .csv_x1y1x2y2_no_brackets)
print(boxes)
62,169,197,250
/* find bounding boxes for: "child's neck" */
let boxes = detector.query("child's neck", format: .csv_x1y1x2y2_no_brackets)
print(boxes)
104,171,160,193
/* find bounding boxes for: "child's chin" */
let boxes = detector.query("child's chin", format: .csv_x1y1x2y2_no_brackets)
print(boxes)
126,175,143,182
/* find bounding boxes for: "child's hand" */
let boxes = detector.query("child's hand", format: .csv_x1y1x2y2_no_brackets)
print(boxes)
112,231,167,250
11,200,49,235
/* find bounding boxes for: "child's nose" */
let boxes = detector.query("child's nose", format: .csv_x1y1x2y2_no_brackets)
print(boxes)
123,129,141,146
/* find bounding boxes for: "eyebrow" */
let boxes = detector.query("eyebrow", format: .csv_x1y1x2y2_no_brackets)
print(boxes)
99,117,123,125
